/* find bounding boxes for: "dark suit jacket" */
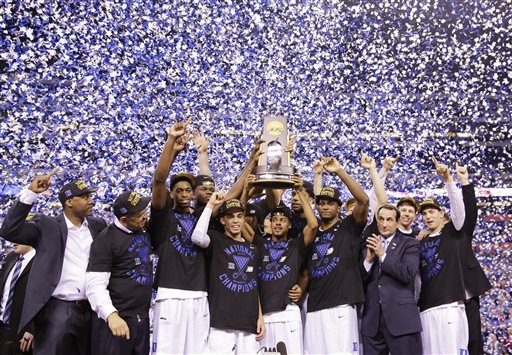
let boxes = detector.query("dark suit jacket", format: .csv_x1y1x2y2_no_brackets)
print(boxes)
361,233,422,337
0,199,106,333
0,252,34,336
460,183,491,297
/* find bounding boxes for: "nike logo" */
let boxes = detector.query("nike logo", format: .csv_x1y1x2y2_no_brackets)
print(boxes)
203,314,209,318
338,315,345,319
160,317,167,320
448,321,454,324
291,329,297,333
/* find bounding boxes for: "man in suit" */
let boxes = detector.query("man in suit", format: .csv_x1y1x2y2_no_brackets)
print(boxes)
0,243,35,355
361,204,422,354
0,171,107,355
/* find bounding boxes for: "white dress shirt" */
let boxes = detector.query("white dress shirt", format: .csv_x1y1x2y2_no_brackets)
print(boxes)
51,214,94,300
19,189,94,300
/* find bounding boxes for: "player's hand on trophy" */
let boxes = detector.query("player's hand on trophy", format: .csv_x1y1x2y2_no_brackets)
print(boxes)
284,134,297,153
291,174,304,190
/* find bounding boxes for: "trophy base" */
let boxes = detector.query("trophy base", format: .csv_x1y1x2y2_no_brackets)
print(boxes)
253,173,296,189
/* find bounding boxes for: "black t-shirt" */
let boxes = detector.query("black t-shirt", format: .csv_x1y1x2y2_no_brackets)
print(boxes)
206,230,260,334
418,222,466,311
288,214,307,240
149,198,206,291
88,224,153,318
307,215,365,312
254,234,305,314
398,227,420,239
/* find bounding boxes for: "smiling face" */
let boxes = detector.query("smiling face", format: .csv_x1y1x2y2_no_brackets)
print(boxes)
398,203,417,229
221,210,245,238
270,215,291,241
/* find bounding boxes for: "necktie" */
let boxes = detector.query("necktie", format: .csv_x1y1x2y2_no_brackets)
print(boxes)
3,255,24,324
381,238,390,252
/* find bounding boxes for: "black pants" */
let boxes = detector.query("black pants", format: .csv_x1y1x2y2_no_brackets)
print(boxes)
33,298,92,355
465,297,484,355
363,305,422,355
0,322,32,355
91,314,149,355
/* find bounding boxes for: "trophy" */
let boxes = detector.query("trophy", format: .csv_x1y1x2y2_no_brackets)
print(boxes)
253,116,296,188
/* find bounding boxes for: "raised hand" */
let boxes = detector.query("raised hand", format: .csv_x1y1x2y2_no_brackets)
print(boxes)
28,167,60,193
207,191,226,209
168,118,191,138
192,128,210,153
456,163,469,185
173,134,190,152
360,152,376,170
313,160,323,175
432,156,451,182
291,174,304,190
321,155,342,174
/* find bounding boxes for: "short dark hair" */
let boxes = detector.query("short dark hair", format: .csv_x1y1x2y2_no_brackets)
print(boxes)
377,204,401,221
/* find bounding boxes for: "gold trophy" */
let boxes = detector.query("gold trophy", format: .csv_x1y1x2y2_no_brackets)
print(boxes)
253,116,295,188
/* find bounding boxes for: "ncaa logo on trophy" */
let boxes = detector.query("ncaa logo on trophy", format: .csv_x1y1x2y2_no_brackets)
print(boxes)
253,116,296,188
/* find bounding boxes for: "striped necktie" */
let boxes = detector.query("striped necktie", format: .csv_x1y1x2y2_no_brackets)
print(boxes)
2,255,24,324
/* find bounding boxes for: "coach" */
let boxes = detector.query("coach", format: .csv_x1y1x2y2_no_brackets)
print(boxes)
361,204,422,354
0,172,107,355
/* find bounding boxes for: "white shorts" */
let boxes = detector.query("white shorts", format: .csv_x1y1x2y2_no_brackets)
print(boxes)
151,295,209,355
208,327,260,354
420,302,469,355
304,304,359,355
260,304,303,355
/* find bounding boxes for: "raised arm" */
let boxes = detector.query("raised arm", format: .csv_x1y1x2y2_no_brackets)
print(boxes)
322,156,369,226
361,152,388,216
192,128,212,176
433,157,465,231
191,192,225,248
313,159,323,196
0,169,58,246
152,119,190,211
292,175,318,247
225,138,264,200
457,164,478,239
